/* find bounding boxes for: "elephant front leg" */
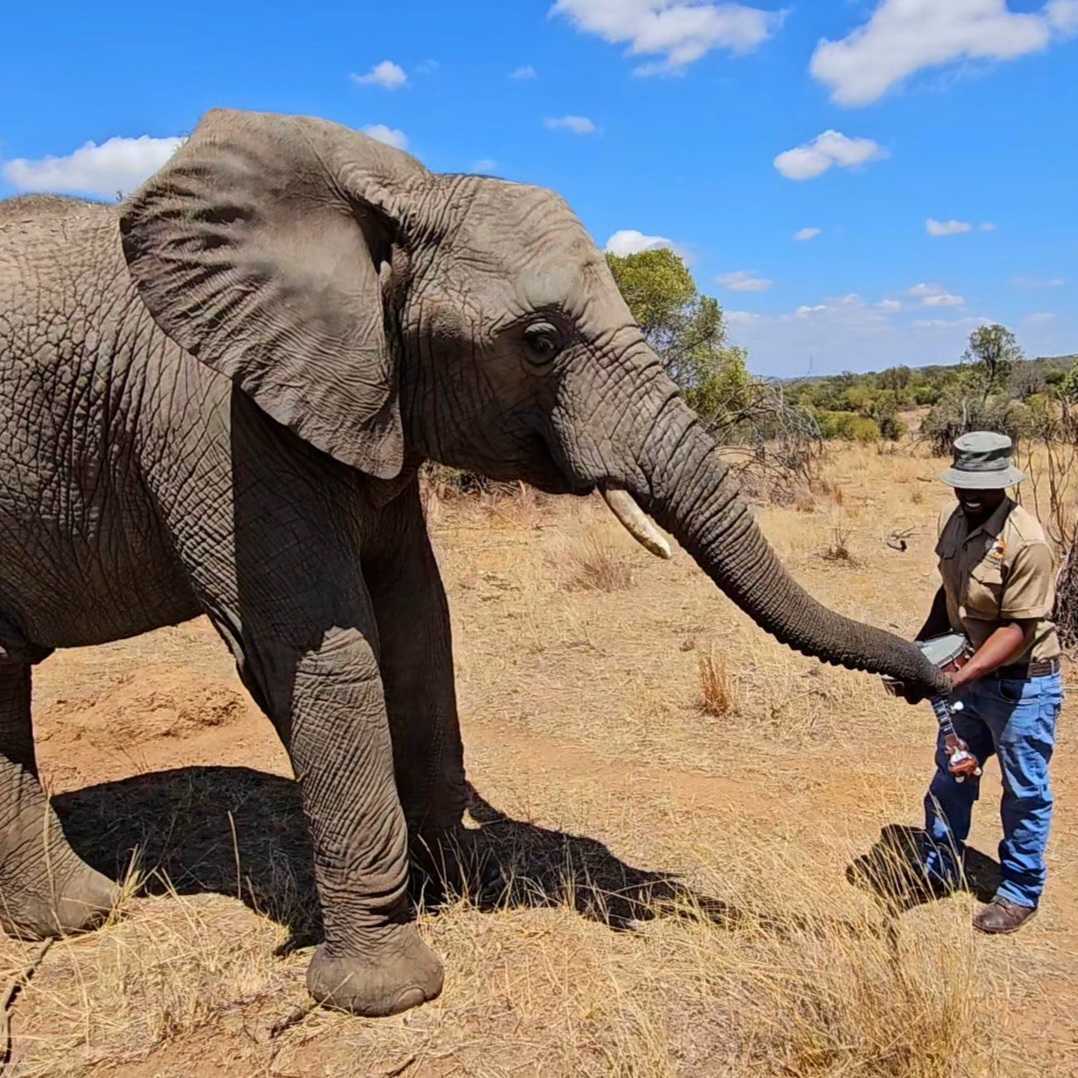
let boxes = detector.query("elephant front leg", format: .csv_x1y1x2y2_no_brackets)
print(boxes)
268,626,444,1016
365,486,470,885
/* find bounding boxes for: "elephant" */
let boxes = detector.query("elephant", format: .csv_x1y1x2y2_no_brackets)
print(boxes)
0,108,946,1017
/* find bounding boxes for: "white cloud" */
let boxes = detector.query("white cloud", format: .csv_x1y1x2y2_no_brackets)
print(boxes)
1012,274,1065,288
724,291,1011,376
809,1,1073,108
351,60,408,90
472,158,499,173
605,229,678,256
926,217,972,236
912,316,988,329
773,130,886,181
544,114,598,135
511,64,538,79
363,125,409,150
794,226,823,241
925,217,997,236
909,281,965,307
1027,311,1057,323
551,0,785,75
1048,0,1078,33
2,135,185,196
718,269,772,293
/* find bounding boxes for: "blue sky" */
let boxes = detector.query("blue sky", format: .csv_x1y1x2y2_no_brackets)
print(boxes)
2,1,1075,376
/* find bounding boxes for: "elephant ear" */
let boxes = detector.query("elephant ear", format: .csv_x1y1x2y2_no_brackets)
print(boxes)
120,108,427,478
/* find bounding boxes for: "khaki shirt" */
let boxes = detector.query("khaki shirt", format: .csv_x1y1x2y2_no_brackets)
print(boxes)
935,498,1060,662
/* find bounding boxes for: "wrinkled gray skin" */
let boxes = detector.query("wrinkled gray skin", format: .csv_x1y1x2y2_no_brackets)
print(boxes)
0,110,946,1016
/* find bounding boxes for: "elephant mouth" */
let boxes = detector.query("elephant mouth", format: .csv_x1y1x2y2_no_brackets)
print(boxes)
522,425,671,558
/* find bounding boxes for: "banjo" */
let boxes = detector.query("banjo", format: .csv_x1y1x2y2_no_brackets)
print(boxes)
883,633,982,783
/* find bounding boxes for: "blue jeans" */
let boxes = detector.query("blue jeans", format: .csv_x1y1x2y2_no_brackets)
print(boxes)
923,671,1063,908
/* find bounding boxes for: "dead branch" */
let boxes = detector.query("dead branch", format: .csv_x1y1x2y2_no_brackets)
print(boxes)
0,939,53,1071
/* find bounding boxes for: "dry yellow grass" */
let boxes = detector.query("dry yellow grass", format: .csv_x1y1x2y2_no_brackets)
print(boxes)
698,649,739,718
562,527,636,592
3,438,1074,1076
4,815,1006,1078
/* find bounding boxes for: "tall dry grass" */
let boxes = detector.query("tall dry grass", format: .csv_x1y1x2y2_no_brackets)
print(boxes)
698,649,739,718
4,797,1006,1077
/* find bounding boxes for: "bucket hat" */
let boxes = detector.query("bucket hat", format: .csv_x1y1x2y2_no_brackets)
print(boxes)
938,430,1025,489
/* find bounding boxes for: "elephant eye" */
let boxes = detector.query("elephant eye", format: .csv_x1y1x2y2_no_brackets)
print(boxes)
523,322,561,366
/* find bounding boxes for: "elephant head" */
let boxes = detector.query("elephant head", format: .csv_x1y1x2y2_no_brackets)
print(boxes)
120,109,946,694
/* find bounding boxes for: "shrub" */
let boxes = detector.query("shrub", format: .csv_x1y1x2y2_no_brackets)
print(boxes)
815,411,881,442
849,415,881,442
871,390,907,440
921,391,1029,456
822,525,855,563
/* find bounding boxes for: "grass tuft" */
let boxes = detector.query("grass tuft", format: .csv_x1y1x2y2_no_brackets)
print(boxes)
565,529,635,592
698,648,739,717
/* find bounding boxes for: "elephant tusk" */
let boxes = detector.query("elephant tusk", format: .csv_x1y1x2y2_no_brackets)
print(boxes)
602,488,673,560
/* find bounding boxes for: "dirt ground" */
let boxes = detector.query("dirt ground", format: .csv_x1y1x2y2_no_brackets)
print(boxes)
4,443,1077,1076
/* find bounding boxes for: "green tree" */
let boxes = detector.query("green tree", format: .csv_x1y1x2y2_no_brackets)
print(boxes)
871,390,907,440
605,247,751,426
922,324,1028,454
878,365,912,391
965,323,1023,404
1056,360,1078,404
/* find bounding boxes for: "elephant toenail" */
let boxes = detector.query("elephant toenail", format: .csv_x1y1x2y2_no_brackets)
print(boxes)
390,987,426,1014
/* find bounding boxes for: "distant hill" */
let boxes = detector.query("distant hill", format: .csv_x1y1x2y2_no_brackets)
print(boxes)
783,354,1076,389
774,351,1078,444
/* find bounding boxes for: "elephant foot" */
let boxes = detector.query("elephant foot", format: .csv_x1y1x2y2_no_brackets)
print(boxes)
306,923,444,1017
0,859,120,941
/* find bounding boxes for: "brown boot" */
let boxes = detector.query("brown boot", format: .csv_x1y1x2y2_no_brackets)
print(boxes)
972,897,1037,935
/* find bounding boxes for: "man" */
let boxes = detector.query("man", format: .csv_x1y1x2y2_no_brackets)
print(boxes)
908,431,1064,934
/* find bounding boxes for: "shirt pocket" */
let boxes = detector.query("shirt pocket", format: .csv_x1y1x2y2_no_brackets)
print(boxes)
964,560,1003,618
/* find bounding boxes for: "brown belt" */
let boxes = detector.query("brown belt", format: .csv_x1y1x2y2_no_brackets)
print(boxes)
994,657,1060,679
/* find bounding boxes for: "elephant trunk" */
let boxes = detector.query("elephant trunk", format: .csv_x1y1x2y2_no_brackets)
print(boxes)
615,395,947,695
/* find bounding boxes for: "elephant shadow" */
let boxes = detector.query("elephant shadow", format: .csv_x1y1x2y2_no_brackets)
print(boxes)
54,768,740,949
845,823,1000,912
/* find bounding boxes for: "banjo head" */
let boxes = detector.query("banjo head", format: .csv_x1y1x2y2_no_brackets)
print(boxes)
881,632,970,693
917,632,970,670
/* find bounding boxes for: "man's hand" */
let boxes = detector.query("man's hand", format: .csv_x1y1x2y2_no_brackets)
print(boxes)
946,622,1030,692
944,734,981,779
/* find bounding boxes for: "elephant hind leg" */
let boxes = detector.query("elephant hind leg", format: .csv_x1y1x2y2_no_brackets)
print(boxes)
0,661,119,939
